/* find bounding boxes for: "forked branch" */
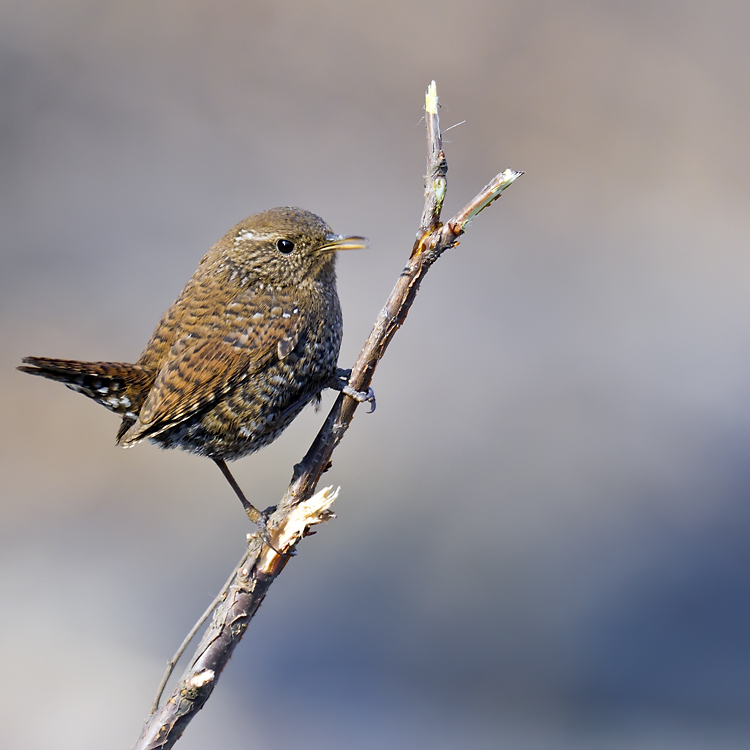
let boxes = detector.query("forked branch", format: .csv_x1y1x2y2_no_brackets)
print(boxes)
132,81,521,750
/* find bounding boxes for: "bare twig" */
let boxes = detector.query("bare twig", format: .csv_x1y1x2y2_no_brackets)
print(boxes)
442,119,466,134
132,81,521,750
417,80,447,238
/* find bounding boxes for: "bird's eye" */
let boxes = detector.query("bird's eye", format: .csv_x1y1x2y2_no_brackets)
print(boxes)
276,239,294,254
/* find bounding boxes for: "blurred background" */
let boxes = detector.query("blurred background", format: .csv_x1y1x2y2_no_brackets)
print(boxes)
2,1,750,747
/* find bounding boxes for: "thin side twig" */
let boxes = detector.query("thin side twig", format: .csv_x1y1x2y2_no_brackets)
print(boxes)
132,81,521,750
150,550,252,714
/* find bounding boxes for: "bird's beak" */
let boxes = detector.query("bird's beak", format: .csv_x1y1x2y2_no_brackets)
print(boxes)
321,234,369,252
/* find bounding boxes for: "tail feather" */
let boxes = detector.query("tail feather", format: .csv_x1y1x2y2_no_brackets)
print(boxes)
18,356,154,421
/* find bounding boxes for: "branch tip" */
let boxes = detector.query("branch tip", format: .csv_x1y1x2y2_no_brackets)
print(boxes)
451,168,523,233
425,81,438,114
500,168,524,186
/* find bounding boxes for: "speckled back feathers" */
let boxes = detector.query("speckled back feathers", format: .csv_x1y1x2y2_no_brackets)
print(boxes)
19,207,362,461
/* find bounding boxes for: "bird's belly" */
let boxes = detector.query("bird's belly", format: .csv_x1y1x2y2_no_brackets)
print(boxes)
147,351,336,461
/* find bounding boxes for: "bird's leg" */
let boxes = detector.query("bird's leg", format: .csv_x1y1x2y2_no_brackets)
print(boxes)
214,458,262,523
213,459,287,556
331,368,376,413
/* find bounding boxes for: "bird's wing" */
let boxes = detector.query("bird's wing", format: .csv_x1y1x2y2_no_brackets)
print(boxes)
119,287,302,445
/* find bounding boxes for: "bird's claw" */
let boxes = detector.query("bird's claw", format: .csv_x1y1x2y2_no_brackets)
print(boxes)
251,510,294,557
333,368,376,413
341,383,376,413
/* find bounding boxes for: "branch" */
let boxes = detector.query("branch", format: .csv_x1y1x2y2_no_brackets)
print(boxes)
417,80,447,236
132,81,521,749
133,488,339,749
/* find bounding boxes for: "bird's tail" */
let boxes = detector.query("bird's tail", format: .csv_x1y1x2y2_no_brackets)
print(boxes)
18,356,153,422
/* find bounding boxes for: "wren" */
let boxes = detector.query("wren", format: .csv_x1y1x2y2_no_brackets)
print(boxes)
19,207,371,536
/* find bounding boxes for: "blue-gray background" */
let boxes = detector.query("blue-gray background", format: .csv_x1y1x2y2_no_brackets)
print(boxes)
2,2,750,748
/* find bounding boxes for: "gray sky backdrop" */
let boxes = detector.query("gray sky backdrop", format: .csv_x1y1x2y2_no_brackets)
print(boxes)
2,2,750,748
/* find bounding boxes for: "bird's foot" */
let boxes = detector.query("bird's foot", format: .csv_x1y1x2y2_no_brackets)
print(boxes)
213,458,292,557
332,368,376,413
247,507,294,558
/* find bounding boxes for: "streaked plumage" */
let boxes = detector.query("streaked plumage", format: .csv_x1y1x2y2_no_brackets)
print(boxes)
19,207,366,466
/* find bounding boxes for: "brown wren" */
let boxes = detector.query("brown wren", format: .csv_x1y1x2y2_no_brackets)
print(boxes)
18,207,372,537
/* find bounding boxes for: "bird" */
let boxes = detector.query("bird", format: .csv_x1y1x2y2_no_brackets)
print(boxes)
18,206,372,540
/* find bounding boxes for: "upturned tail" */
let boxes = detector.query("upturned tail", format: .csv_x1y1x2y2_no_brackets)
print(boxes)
18,356,154,440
